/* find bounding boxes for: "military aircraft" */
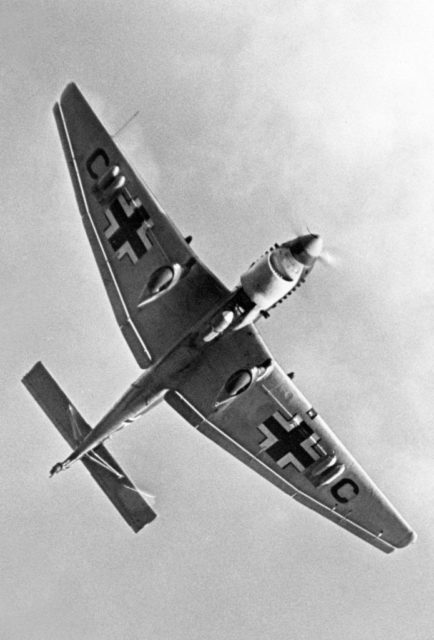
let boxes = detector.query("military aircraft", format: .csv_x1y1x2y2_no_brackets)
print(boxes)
23,83,416,553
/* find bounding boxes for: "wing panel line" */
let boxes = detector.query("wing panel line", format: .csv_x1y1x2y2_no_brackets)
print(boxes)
53,102,152,366
168,391,395,553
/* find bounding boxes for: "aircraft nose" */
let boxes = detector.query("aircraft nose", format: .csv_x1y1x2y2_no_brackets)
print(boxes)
303,234,323,259
286,233,323,266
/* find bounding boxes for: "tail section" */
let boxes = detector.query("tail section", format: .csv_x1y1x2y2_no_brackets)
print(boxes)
22,362,157,532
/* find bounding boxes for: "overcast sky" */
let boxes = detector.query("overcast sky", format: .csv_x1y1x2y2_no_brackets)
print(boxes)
1,1,434,639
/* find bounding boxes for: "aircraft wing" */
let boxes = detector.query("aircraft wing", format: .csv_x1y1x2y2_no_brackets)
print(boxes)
165,327,415,553
54,83,229,367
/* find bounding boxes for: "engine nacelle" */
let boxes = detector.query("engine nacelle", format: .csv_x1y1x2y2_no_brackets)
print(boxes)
239,235,323,313
240,251,301,310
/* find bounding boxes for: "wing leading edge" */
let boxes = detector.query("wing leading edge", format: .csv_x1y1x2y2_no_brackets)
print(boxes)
165,327,415,553
54,83,229,368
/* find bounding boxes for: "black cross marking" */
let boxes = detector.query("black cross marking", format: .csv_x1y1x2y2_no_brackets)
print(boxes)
262,416,319,469
105,199,150,260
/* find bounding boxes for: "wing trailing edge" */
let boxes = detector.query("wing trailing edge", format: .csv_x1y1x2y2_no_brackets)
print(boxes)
22,362,156,532
53,97,152,368
53,83,229,367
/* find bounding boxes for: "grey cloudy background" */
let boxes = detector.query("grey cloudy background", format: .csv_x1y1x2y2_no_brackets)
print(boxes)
1,1,433,638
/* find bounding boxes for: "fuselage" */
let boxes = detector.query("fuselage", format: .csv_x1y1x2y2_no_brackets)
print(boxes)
53,233,323,472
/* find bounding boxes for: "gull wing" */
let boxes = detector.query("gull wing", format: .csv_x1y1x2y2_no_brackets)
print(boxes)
54,83,229,367
165,327,416,553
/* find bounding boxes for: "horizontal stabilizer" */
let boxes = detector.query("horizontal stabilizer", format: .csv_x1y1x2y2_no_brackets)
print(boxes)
22,362,157,532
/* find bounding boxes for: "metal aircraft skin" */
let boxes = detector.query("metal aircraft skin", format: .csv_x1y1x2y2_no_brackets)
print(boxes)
23,83,416,553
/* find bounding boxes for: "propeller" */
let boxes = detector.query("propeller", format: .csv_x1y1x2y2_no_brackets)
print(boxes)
304,226,340,269
318,248,340,268
288,215,305,238
287,219,341,268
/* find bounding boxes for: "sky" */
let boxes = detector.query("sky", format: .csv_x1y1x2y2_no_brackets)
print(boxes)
1,1,434,638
